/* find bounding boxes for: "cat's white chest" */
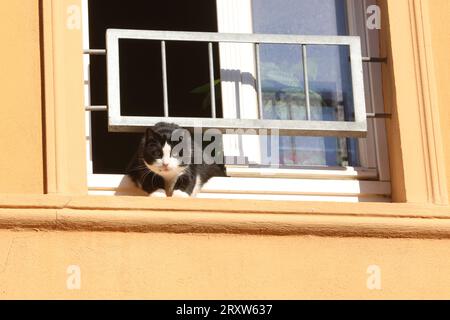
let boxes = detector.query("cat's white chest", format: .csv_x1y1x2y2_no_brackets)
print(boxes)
164,174,180,196
159,170,184,196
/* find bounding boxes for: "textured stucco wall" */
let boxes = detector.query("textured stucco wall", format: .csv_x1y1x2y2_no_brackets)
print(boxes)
428,0,450,201
0,230,450,299
0,0,449,300
0,1,44,193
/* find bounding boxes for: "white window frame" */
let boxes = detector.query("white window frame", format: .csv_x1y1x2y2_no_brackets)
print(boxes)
82,0,391,202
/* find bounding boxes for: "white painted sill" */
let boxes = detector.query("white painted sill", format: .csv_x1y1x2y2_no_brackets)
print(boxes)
88,167,391,203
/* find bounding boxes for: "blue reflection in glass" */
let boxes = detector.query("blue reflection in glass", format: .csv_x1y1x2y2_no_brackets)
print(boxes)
253,0,359,166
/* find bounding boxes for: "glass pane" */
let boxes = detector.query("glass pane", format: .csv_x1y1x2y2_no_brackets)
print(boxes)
253,0,359,167
260,44,307,120
252,0,348,36
260,45,354,122
306,45,355,122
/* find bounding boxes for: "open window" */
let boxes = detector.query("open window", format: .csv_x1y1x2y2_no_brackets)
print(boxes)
83,0,391,202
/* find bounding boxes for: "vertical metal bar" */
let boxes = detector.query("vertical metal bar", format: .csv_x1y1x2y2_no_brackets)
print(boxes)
208,42,217,119
161,40,169,117
255,43,264,120
302,44,311,120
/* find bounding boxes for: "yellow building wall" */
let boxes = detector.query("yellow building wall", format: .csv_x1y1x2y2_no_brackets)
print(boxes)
0,0,449,300
0,230,449,300
428,0,450,201
0,1,44,194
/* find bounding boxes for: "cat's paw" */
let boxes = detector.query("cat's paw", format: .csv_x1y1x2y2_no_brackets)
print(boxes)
150,189,167,198
172,190,190,198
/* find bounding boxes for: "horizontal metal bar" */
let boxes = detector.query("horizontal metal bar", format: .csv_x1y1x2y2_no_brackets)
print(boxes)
86,47,384,64
83,49,107,55
107,29,361,46
84,47,384,64
108,116,367,138
362,56,387,63
85,105,107,111
85,47,384,64
366,113,391,119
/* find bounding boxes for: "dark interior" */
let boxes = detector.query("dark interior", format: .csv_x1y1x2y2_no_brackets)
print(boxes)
88,0,220,173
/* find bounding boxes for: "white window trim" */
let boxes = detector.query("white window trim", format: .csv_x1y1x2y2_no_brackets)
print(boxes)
87,167,391,202
82,0,391,202
216,0,261,164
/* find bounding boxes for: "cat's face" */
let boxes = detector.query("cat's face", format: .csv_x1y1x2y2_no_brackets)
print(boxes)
142,127,187,177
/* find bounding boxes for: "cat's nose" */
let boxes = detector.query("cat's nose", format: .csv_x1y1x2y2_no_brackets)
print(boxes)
162,163,169,168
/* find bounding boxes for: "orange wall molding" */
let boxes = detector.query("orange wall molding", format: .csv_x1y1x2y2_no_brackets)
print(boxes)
380,0,448,204
0,194,449,239
41,0,87,195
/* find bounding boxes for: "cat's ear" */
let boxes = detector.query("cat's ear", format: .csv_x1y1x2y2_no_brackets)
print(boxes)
145,127,161,143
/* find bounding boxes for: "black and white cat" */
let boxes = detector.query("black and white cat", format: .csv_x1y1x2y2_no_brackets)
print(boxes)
126,122,226,197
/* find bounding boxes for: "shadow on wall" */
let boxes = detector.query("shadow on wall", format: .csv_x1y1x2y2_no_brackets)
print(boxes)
114,176,148,196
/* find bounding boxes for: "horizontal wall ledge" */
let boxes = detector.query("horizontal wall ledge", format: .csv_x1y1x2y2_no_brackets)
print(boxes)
0,194,449,238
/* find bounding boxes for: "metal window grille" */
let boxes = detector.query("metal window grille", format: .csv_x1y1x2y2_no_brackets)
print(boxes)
95,29,369,137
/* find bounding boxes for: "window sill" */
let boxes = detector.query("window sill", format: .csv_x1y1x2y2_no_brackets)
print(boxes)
88,173,391,203
0,194,449,239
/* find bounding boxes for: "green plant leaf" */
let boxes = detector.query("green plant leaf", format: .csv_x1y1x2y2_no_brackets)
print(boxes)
190,79,221,94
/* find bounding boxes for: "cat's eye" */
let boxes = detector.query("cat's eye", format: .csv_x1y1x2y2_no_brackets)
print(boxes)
152,150,162,158
146,146,162,159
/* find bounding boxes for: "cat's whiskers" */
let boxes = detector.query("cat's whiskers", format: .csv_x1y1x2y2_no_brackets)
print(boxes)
152,171,156,184
127,166,149,173
140,170,151,186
